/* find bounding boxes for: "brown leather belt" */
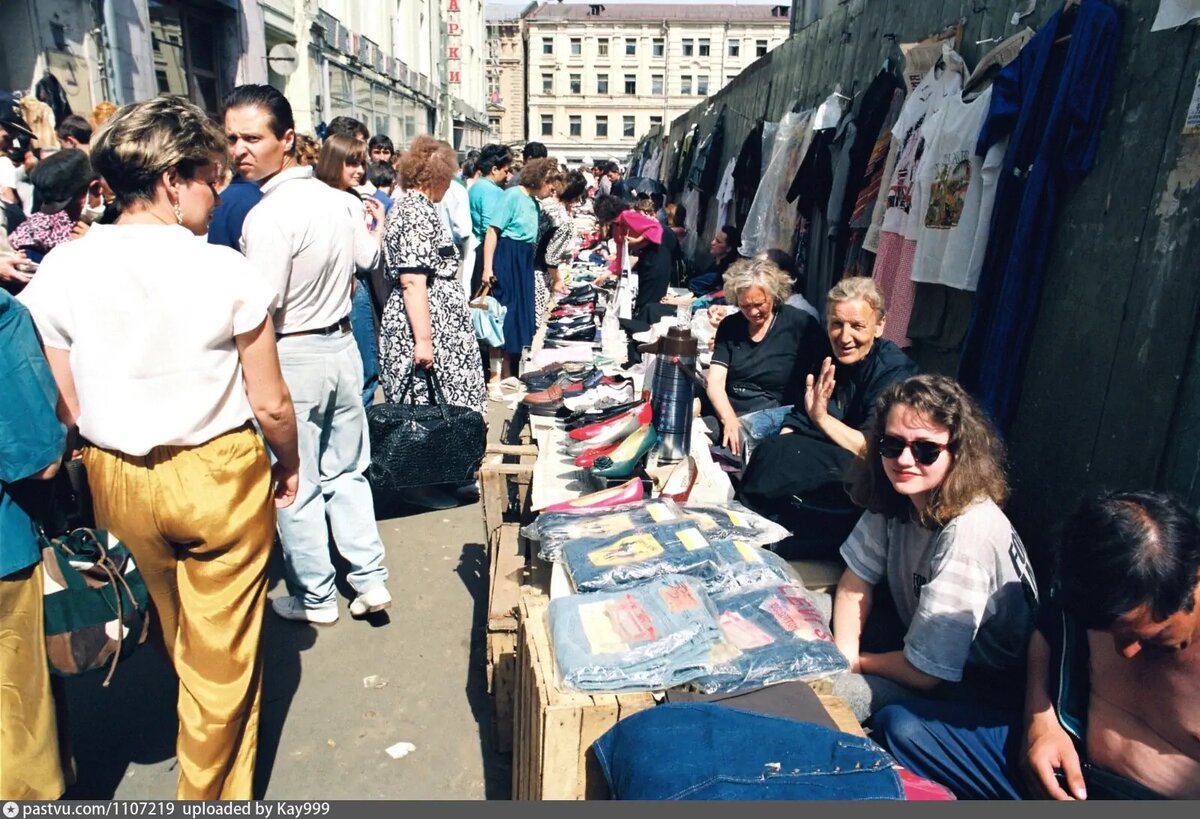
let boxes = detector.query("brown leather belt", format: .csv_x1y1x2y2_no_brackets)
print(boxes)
276,317,352,339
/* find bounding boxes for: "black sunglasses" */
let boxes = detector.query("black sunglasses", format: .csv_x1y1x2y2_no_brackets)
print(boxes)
878,435,949,466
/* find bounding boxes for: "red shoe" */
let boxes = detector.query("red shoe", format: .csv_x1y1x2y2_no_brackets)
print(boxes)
573,441,621,468
542,477,645,513
650,455,698,502
567,402,652,442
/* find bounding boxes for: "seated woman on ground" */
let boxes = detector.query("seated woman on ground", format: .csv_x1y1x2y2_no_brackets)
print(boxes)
828,374,1038,723
704,256,825,457
682,225,741,299
738,276,918,559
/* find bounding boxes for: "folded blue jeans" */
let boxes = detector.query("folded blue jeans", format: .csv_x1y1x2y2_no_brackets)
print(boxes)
593,703,904,800
548,576,723,692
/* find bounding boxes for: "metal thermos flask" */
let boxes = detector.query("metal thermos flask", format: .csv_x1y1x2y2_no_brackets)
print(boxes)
639,325,699,465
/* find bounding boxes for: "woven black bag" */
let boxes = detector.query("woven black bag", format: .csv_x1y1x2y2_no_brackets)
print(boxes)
366,367,486,491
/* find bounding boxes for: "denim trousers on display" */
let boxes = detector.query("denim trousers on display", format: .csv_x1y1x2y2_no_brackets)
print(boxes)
350,282,379,407
593,703,905,800
548,576,723,692
690,583,849,694
275,330,388,609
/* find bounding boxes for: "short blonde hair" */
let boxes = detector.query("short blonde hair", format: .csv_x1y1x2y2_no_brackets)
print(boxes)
827,276,885,319
91,96,227,208
723,257,793,307
89,101,118,130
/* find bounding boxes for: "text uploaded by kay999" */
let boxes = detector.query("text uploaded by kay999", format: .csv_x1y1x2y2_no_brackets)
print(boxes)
4,804,332,819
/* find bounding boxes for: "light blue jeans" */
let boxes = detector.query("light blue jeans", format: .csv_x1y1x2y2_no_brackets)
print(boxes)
350,281,379,407
275,329,388,609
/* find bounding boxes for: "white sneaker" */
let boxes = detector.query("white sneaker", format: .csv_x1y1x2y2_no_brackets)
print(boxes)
349,586,393,617
271,595,339,625
562,381,634,412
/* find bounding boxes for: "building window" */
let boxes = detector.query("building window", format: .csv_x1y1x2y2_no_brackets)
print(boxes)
699,38,710,57
489,116,501,131
680,75,692,95
625,38,636,56
542,37,553,55
651,74,663,95
624,74,636,94
728,39,740,57
652,37,664,57
597,74,609,94
149,3,224,114
541,113,553,135
542,73,553,93
623,115,635,137
697,76,709,96
570,74,581,94
569,115,581,136
650,115,663,129
570,37,582,56
597,37,609,57
682,38,694,57
596,115,608,138
756,39,768,57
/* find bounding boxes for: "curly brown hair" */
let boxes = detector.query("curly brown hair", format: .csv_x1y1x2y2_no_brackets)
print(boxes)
848,374,1009,528
519,157,558,191
395,134,458,192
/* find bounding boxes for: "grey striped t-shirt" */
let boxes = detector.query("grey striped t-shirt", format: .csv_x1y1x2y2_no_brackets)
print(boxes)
840,499,1038,682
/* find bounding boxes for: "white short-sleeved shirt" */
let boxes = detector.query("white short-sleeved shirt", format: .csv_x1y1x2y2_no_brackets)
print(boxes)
19,224,274,456
840,499,1038,682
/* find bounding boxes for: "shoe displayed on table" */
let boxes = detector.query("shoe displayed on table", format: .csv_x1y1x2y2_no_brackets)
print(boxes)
521,364,595,393
545,326,597,343
590,424,659,479
522,370,607,412
562,381,635,413
562,398,645,428
348,586,393,617
573,440,621,468
271,595,339,625
556,287,599,307
567,401,653,443
542,476,645,513
648,455,698,503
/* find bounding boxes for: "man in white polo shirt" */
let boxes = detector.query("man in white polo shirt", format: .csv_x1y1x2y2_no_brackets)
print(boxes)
225,85,390,624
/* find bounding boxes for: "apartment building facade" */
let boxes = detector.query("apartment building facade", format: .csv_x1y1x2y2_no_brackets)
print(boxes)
485,3,537,148
0,0,489,151
524,3,790,165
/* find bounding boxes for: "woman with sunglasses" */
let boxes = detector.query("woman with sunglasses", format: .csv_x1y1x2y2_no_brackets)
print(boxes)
828,374,1038,723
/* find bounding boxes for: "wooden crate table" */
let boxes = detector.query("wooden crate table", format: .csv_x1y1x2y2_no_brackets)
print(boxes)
511,590,862,800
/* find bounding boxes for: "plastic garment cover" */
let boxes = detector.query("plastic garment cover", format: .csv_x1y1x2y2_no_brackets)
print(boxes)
736,405,794,465
524,500,686,562
549,575,724,692
561,510,795,594
689,582,849,693
740,110,815,257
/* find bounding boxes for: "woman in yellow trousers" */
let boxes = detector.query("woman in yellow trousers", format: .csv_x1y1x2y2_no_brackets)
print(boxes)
19,96,300,799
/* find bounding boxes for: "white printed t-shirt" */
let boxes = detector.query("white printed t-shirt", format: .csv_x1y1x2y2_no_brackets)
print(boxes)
907,87,1007,291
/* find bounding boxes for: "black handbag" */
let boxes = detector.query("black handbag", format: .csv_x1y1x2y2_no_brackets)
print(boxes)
365,367,486,491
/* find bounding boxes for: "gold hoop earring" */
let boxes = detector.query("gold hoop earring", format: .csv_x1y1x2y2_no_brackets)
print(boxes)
173,202,183,224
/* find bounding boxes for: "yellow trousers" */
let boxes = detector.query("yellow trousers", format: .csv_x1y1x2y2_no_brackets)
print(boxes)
83,425,275,800
0,564,65,800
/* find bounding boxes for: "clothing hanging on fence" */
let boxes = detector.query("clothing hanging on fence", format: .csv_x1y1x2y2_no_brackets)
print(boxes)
670,124,699,196
732,121,766,206
715,156,738,230
740,110,814,259
688,109,727,194
958,0,1121,432
873,46,968,347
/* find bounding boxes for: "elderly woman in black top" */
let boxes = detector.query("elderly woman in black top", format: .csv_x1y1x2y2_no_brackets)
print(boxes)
706,256,824,456
739,276,918,558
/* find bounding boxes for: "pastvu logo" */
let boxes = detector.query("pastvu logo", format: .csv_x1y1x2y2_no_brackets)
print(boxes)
3,801,20,818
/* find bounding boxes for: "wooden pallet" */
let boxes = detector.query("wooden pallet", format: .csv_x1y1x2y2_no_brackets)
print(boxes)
512,591,656,800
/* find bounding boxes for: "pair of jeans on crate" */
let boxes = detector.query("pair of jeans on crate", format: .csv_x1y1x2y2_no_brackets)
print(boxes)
593,703,905,800
562,518,796,595
548,576,723,692
688,582,849,694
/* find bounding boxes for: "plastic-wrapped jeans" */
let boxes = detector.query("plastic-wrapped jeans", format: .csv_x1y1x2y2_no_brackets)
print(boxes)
689,583,849,693
548,575,724,692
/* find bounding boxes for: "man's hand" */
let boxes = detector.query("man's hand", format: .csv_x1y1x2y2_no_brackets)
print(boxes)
804,356,836,425
1021,711,1087,800
0,252,34,286
272,462,299,509
71,220,91,240
363,197,386,235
